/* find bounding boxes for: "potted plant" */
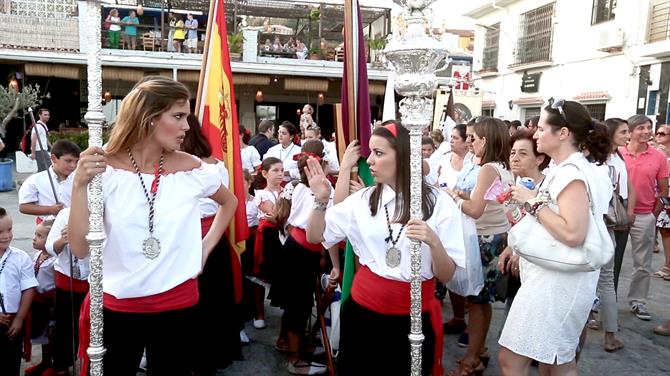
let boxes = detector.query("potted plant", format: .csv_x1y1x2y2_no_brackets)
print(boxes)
368,37,387,65
308,47,325,60
228,31,244,61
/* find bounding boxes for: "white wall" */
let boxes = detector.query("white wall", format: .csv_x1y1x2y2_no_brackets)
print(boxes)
467,0,651,120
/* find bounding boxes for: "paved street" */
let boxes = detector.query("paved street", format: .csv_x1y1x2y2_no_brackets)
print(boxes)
5,176,668,376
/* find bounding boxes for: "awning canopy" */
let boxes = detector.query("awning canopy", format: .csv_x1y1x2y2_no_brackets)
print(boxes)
25,63,80,80
284,77,329,92
573,91,611,102
512,96,545,106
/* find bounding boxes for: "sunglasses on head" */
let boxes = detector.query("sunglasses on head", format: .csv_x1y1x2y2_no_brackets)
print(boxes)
550,99,568,124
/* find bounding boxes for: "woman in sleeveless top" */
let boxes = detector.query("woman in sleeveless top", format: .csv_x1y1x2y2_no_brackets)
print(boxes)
444,117,513,376
499,100,613,375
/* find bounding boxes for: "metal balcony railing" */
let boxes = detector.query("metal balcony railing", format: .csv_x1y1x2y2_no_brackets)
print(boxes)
512,2,554,66
649,0,670,43
481,23,500,71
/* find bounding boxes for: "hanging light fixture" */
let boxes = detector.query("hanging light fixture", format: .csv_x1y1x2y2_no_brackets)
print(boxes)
103,91,112,103
255,90,264,103
136,5,144,15
8,78,19,91
317,92,325,106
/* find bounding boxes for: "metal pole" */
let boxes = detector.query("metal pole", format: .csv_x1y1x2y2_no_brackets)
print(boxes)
84,1,107,375
383,1,447,374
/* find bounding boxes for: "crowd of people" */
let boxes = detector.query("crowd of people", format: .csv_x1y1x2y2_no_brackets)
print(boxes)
1,75,669,376
104,10,200,53
261,36,309,59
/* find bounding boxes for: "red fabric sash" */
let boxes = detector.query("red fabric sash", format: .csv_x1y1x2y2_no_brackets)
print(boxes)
56,271,89,293
351,266,443,376
253,218,277,276
78,279,199,376
103,278,198,314
289,227,323,252
201,215,215,237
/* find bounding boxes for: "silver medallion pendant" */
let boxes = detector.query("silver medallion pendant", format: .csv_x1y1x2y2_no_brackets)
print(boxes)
72,257,81,280
386,246,401,268
143,236,162,260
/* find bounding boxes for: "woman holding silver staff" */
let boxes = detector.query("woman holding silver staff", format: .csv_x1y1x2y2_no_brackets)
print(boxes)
68,76,237,375
305,121,466,376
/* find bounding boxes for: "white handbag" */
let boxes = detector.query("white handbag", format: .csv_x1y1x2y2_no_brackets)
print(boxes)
508,164,614,272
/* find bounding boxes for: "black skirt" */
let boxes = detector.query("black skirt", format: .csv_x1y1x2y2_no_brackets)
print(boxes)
194,235,244,372
338,298,436,376
268,234,322,312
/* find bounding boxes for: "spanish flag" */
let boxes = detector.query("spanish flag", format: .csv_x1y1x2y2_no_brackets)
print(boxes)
196,0,248,303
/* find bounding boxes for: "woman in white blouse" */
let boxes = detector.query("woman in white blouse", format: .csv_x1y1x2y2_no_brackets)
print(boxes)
69,77,237,375
240,125,261,174
499,100,613,375
306,121,465,376
263,122,301,182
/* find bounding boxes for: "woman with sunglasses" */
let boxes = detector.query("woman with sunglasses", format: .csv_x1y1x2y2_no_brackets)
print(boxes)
498,100,613,375
653,125,670,282
437,124,473,190
444,116,514,376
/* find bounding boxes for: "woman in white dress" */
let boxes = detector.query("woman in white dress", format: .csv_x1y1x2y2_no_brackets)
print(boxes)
498,100,613,375
437,124,472,189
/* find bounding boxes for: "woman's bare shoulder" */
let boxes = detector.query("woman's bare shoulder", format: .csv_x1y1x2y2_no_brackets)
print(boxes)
168,151,202,172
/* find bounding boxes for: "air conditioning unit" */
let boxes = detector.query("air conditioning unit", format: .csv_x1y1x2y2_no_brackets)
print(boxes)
597,27,625,52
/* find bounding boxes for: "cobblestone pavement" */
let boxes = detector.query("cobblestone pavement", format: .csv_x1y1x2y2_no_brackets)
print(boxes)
4,180,667,376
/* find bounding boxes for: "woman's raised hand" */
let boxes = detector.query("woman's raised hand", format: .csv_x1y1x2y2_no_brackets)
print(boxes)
74,146,107,188
340,140,361,171
305,157,331,202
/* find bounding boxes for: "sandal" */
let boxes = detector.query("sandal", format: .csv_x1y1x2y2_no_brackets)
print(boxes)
447,359,485,376
587,319,601,330
653,266,670,278
444,318,467,334
604,338,624,352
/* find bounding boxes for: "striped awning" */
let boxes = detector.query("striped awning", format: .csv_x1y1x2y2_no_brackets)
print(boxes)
369,82,386,96
284,78,329,92
25,63,80,80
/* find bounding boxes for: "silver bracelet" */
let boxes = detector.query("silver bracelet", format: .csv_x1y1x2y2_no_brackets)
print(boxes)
313,200,328,211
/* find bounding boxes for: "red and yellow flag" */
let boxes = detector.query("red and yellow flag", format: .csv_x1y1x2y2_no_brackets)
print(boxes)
196,0,248,302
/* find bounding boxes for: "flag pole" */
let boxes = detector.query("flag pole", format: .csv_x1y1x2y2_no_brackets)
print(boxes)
383,1,447,374
195,0,217,115
84,1,107,375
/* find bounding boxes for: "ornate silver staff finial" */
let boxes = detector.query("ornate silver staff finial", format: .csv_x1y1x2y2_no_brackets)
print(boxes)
85,1,107,375
384,1,448,374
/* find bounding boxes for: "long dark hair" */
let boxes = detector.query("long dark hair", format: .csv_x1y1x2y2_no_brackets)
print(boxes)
369,121,436,223
544,100,611,164
473,117,510,169
182,114,212,158
252,157,282,190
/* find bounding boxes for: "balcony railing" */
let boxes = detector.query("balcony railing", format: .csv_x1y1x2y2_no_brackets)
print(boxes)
512,2,554,66
481,24,500,71
649,0,670,43
0,14,79,51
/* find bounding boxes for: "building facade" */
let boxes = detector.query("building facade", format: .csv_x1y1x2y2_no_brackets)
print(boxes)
465,0,670,125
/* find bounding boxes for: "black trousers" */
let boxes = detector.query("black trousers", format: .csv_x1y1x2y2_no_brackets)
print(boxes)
0,325,22,376
338,298,435,376
612,228,629,295
103,306,196,376
53,287,87,370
